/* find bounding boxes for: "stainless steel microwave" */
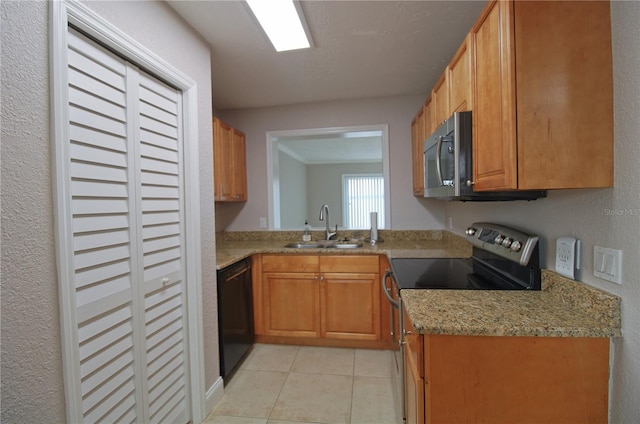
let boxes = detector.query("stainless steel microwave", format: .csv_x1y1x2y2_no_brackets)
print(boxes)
423,112,546,201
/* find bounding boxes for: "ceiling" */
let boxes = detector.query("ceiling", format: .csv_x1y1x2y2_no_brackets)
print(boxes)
276,130,383,164
167,0,486,111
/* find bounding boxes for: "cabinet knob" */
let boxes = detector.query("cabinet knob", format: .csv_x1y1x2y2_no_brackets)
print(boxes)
466,180,475,186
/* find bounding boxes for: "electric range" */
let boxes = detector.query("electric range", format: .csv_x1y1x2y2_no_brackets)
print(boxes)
390,222,541,291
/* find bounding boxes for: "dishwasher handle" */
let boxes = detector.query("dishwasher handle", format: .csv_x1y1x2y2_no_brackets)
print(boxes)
381,270,399,308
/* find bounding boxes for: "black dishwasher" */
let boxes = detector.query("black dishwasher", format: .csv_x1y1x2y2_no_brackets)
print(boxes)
217,257,254,381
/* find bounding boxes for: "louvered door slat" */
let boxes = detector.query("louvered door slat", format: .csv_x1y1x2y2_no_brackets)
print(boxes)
74,228,129,251
140,129,178,151
140,142,179,163
70,105,127,137
140,83,178,115
142,185,180,199
141,157,179,175
71,161,128,183
69,86,126,122
73,213,129,233
70,124,127,152
75,263,130,289
143,222,180,239
70,142,127,168
68,68,126,106
76,288,132,323
140,101,177,126
140,115,178,139
142,211,179,227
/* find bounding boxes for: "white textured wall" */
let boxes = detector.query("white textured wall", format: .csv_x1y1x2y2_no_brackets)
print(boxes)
0,1,217,422
217,95,448,231
446,2,640,421
1,1,66,421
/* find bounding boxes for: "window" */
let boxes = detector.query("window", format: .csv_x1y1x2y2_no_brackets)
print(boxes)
342,174,385,229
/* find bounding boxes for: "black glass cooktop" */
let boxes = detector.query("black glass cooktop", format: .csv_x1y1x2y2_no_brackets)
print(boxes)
390,257,537,290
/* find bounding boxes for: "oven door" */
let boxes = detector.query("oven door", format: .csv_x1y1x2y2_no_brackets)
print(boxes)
382,270,405,423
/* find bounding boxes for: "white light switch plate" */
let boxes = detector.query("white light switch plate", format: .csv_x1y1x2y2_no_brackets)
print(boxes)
594,246,623,284
556,237,579,279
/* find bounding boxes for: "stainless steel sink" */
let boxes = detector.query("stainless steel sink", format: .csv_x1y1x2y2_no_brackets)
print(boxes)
284,242,323,249
284,241,363,249
331,241,363,249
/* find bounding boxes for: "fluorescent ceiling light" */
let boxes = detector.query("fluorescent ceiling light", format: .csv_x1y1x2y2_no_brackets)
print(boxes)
246,0,311,52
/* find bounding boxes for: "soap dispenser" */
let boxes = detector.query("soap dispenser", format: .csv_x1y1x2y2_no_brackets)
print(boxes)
302,220,311,242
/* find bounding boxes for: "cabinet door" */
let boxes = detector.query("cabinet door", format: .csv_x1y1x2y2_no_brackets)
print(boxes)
411,105,426,196
448,35,472,113
319,255,380,340
425,335,609,423
262,272,320,338
470,0,518,190
321,272,380,340
513,0,613,189
213,118,247,201
231,128,247,201
404,312,424,424
431,72,450,127
213,117,234,200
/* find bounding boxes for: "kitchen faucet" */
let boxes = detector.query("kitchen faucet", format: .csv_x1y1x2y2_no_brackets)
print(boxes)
318,204,337,240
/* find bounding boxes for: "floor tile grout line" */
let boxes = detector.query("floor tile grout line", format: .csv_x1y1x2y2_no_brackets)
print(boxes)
266,344,301,421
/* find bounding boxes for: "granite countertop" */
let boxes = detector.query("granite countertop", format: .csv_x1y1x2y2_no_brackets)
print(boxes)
215,229,471,269
402,270,622,338
215,230,622,338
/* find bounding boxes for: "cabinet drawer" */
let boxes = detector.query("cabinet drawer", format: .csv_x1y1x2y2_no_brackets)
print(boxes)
319,255,379,273
262,254,319,272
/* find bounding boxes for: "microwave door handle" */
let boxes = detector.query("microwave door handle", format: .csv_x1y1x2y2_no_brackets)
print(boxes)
435,135,444,186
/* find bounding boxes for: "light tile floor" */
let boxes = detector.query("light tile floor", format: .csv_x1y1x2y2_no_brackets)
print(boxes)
204,344,400,424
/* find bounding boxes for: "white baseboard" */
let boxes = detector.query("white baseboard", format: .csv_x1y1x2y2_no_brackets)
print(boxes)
205,376,225,418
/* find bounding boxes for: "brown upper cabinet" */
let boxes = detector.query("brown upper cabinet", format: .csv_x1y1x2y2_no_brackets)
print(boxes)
411,104,426,196
470,0,613,191
448,34,473,114
411,98,435,196
431,73,450,128
213,117,247,201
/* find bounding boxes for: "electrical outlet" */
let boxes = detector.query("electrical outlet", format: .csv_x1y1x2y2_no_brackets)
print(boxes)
259,217,267,229
556,237,579,279
594,246,623,284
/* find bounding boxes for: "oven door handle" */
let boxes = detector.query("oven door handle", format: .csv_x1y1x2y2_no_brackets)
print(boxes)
381,270,399,308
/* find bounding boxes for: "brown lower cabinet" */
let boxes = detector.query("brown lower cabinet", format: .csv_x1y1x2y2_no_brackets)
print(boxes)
254,254,384,346
404,309,610,424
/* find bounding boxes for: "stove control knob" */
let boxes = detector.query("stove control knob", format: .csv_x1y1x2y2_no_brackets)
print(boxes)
510,241,522,252
494,234,505,244
465,227,477,236
501,237,513,248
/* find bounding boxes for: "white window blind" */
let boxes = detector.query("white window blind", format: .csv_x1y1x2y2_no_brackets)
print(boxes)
342,174,385,229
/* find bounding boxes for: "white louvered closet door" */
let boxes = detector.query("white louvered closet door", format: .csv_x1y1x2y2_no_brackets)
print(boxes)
64,28,190,424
